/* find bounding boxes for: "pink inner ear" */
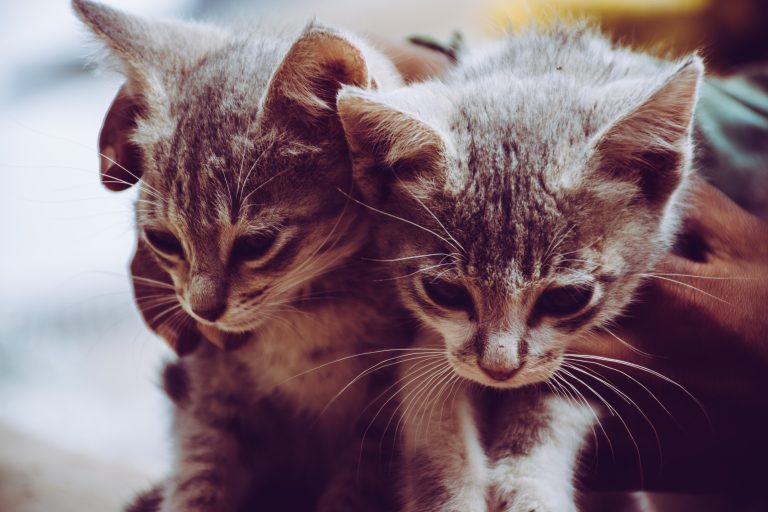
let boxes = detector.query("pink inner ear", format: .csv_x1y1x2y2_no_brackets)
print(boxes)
263,28,370,125
98,84,144,191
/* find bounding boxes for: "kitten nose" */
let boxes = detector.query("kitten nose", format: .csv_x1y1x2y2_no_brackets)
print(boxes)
478,361,521,382
192,302,226,322
188,274,227,322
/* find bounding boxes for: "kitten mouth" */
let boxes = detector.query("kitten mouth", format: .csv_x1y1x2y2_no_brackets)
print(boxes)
475,365,557,390
198,324,251,351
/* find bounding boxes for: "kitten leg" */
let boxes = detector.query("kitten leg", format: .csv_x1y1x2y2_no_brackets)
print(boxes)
398,343,490,512
161,405,252,512
486,393,595,512
316,365,401,512
160,357,253,512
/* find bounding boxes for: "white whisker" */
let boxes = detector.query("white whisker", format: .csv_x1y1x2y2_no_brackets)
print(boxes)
336,188,463,253
602,327,657,359
639,273,730,305
395,174,466,255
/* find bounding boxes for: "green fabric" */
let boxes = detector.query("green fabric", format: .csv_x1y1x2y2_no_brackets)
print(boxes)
695,69,768,221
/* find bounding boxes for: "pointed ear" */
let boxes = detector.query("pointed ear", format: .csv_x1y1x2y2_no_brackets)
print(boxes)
73,1,224,190
73,0,159,66
262,24,374,129
73,0,224,71
589,57,703,205
337,89,448,202
74,1,157,190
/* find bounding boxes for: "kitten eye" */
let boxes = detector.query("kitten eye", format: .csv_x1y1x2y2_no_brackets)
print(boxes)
231,232,277,262
145,229,183,257
536,284,594,318
422,278,474,313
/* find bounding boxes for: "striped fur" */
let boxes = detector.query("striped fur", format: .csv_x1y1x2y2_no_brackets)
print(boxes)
339,24,702,511
73,1,413,510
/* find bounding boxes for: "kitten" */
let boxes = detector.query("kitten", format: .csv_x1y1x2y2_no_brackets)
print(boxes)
73,1,414,511
337,24,702,511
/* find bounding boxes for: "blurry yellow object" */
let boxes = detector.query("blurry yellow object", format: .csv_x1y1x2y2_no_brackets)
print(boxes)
488,0,711,31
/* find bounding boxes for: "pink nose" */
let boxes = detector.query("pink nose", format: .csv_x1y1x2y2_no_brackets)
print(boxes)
192,302,226,322
478,362,521,382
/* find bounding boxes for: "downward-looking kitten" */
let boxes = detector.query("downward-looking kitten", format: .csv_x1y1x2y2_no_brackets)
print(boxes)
73,1,413,510
338,24,703,511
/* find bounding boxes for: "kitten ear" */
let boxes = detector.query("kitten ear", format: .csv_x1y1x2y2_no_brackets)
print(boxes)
73,0,158,66
72,0,224,71
97,84,144,191
74,1,157,191
590,57,703,205
73,1,224,190
262,23,373,128
337,89,447,201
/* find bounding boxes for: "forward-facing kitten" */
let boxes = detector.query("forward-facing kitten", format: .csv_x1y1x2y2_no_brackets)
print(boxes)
338,24,702,511
73,1,413,510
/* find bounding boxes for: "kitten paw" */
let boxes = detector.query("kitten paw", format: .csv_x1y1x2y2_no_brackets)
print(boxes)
488,480,577,512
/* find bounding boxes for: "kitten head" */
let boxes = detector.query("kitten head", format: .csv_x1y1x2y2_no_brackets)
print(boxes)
74,0,394,338
338,36,702,388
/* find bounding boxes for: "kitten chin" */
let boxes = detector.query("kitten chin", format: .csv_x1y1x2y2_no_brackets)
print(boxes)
197,324,251,351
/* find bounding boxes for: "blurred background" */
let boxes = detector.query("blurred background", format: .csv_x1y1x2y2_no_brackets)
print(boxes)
0,0,766,511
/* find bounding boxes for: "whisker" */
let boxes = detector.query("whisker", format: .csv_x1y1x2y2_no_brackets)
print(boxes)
317,352,446,418
564,354,711,429
366,253,454,263
336,188,462,253
148,303,184,328
357,358,446,465
566,357,679,427
648,272,753,281
419,365,457,442
549,372,613,457
289,183,354,280
392,361,451,445
544,224,575,265
129,276,176,291
279,347,444,385
357,357,446,471
558,366,643,481
563,361,663,466
394,174,466,255
97,150,163,197
639,274,730,305
546,378,597,453
135,297,181,310
408,362,453,440
238,138,278,207
240,166,292,206
438,374,462,425
602,327,658,359
377,262,454,282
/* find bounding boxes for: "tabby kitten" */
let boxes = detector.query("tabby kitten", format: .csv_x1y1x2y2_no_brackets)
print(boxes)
338,25,703,511
74,1,412,511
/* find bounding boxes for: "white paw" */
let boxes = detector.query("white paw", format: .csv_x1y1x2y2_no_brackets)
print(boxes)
488,479,577,512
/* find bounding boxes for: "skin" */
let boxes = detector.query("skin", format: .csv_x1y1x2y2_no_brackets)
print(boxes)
571,177,768,493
